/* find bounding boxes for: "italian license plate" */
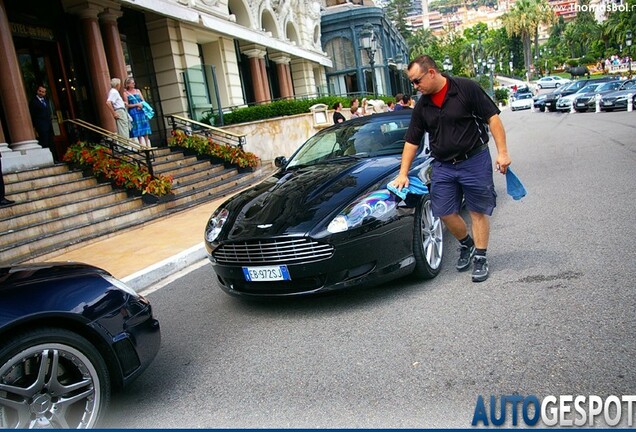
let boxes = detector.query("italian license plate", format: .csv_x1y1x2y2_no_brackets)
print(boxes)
242,265,291,282
576,102,585,107
604,101,612,106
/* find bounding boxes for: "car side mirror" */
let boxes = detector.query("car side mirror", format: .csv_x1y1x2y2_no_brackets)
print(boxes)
274,156,287,168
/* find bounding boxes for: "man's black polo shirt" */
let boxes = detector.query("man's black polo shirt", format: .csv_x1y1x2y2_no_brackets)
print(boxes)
404,75,500,162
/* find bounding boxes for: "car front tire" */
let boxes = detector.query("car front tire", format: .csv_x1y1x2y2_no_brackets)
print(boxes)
0,328,111,429
412,194,443,279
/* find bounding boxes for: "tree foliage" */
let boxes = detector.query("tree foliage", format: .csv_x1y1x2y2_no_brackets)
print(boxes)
384,0,413,40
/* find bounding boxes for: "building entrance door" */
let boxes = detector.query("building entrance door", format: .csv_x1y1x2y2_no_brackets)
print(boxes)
16,39,73,160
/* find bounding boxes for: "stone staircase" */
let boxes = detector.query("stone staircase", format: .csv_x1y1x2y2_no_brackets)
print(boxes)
0,147,271,266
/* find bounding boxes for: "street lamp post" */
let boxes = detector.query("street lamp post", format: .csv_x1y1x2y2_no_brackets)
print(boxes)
442,55,453,75
487,56,495,98
509,51,514,76
471,43,477,76
626,30,633,79
359,23,378,95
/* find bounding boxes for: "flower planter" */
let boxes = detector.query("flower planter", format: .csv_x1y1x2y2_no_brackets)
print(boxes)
237,166,255,173
142,192,175,205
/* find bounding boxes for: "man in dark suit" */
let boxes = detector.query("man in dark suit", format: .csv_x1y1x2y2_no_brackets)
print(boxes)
0,155,15,206
29,85,56,161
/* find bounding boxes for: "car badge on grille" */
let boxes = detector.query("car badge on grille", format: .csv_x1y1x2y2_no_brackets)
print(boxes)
257,224,273,229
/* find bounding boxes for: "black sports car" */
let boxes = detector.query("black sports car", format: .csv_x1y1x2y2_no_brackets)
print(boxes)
204,111,444,297
0,262,160,428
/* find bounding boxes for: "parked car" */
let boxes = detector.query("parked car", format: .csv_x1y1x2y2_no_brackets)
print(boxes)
544,77,618,112
533,93,548,112
510,93,534,111
535,76,571,89
0,262,161,428
572,80,624,112
556,82,608,112
599,79,636,111
204,111,443,297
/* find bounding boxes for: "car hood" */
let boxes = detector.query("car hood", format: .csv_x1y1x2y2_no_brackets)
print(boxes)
602,89,635,98
220,156,406,239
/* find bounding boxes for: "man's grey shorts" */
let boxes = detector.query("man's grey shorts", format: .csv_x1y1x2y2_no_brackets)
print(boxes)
430,148,497,217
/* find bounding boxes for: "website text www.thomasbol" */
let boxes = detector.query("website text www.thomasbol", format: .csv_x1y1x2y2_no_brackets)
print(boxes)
541,2,636,13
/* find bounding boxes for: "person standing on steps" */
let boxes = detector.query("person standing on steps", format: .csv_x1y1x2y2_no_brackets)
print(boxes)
106,78,129,139
124,77,152,148
29,85,57,161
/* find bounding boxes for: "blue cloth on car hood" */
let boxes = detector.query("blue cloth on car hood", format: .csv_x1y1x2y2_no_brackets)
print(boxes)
387,176,429,200
506,168,527,200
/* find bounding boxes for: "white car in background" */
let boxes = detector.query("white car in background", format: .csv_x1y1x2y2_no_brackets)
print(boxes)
536,76,571,89
509,93,534,111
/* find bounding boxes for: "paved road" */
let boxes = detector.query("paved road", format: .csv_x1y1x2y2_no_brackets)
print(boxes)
102,110,636,428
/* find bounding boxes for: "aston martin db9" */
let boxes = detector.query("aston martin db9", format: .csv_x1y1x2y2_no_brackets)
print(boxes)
204,111,444,297
0,262,160,428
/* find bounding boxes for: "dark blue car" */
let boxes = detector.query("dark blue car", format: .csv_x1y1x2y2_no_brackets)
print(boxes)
204,111,444,297
0,262,160,428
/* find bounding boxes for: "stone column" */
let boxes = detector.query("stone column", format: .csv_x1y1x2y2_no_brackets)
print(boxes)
100,7,127,86
0,0,53,170
69,3,115,131
270,53,293,99
0,0,39,150
242,46,269,104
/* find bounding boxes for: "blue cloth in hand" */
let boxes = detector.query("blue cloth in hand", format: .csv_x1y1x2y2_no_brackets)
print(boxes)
387,176,429,200
506,168,527,200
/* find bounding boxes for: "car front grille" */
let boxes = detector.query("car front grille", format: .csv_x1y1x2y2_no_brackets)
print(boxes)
213,238,334,265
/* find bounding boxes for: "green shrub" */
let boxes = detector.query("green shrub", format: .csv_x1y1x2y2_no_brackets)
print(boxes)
202,95,396,126
494,88,510,105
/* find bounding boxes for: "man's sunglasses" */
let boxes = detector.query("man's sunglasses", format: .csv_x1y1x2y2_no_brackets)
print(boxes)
411,74,426,85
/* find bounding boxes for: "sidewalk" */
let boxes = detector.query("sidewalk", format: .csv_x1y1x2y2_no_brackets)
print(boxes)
46,197,227,292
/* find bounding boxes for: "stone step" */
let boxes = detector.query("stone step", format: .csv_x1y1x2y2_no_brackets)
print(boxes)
168,169,261,207
171,167,239,192
0,189,130,233
5,170,85,195
153,158,219,178
0,183,115,219
3,163,71,183
0,196,144,248
1,200,167,266
170,164,227,187
6,177,103,203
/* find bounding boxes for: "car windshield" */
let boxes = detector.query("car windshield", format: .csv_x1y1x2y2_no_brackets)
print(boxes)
620,80,636,90
286,115,414,168
517,93,533,100
578,83,601,93
598,81,622,92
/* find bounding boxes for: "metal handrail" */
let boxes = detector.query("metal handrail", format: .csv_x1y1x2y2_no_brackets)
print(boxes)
166,114,246,148
64,118,157,177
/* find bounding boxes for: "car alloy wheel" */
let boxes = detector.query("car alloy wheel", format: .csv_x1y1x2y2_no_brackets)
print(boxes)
0,328,110,429
412,194,443,279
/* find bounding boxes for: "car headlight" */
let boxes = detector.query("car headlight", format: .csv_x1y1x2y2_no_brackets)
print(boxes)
327,190,398,233
616,95,627,101
205,208,229,243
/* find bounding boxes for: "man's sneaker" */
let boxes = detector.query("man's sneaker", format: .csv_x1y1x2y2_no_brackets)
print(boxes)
456,245,475,271
472,256,489,282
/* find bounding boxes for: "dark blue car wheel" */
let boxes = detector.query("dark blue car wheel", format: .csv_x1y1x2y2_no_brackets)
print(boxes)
412,194,444,279
0,328,111,428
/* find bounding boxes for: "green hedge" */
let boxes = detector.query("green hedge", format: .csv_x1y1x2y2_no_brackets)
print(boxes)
202,95,396,126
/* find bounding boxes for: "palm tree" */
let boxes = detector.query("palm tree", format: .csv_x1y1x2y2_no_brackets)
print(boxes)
501,0,555,79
